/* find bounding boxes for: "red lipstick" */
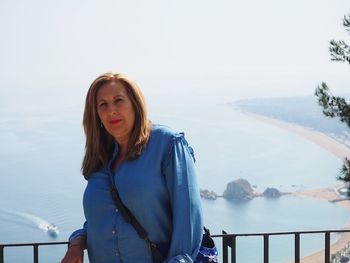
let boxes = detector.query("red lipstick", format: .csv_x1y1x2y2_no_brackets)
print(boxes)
110,119,121,125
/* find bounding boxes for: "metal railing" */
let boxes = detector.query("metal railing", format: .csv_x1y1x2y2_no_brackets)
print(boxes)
213,229,350,263
1,229,350,263
0,241,68,263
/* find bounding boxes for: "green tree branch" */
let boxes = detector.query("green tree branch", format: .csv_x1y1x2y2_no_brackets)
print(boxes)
315,11,350,189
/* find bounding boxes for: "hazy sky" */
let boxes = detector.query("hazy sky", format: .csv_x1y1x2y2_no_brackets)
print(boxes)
0,0,349,108
0,0,349,173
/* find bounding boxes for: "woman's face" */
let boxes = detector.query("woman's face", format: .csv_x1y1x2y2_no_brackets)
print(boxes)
96,80,135,144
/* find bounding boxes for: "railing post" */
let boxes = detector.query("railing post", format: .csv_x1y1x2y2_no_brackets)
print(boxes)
33,244,39,263
325,232,330,263
264,234,269,263
231,235,237,263
0,245,4,263
295,233,300,263
222,231,228,263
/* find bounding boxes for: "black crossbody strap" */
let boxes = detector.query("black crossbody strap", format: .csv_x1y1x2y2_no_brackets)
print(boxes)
108,171,165,262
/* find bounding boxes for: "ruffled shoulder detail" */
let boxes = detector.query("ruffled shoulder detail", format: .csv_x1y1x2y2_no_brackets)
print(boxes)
161,132,196,175
178,133,195,163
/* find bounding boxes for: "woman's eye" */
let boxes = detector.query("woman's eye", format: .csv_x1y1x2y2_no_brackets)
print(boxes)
114,99,122,103
99,102,107,107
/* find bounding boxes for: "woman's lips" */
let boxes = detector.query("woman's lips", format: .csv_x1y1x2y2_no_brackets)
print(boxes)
109,119,121,125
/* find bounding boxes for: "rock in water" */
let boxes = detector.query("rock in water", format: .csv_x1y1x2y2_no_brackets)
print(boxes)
223,179,254,201
200,189,218,200
263,188,282,198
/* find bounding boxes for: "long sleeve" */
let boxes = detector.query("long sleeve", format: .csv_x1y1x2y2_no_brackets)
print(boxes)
163,135,203,263
69,221,88,242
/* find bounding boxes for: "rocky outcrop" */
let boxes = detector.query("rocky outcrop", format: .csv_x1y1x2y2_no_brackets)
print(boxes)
200,189,218,200
223,179,254,201
262,187,282,198
200,179,287,201
331,241,350,262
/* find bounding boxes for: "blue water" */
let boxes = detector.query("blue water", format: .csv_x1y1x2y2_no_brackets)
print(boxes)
0,84,349,263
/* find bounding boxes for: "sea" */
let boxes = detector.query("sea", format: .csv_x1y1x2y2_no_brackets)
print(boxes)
1,79,349,263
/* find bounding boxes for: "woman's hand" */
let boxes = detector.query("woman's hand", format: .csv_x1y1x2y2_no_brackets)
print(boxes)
61,246,84,263
61,236,86,263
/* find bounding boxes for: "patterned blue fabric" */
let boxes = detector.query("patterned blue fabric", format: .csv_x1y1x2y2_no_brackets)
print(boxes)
69,124,203,263
195,245,219,263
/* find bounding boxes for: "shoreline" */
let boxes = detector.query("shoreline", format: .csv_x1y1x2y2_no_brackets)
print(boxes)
241,111,350,263
292,187,350,263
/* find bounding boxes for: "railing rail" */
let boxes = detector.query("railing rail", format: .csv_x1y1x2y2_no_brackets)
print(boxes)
0,241,68,263
211,229,350,263
1,229,349,263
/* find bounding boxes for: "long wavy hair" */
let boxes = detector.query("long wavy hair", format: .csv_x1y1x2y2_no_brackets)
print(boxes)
81,73,151,178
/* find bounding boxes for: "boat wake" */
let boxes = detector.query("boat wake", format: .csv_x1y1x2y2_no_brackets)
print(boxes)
0,208,60,238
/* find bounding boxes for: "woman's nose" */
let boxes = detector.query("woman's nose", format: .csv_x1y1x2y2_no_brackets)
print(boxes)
108,104,118,115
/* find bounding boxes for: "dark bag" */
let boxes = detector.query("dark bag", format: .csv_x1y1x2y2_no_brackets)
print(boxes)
194,227,218,263
108,171,218,263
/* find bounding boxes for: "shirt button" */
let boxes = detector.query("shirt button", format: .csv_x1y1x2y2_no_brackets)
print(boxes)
115,209,119,213
112,230,116,235
115,251,119,256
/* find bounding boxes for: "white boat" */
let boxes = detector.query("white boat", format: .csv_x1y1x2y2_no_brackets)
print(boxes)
46,224,59,237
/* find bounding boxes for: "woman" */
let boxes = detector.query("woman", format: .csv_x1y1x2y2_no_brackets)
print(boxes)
61,73,203,263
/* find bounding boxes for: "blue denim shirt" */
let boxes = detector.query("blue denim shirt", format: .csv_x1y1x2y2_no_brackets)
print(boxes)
70,125,203,263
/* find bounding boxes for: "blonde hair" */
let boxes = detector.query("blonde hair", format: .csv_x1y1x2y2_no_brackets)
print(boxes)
82,73,151,177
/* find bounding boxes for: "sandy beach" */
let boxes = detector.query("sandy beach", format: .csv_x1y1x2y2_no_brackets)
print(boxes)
292,188,350,263
242,111,350,263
